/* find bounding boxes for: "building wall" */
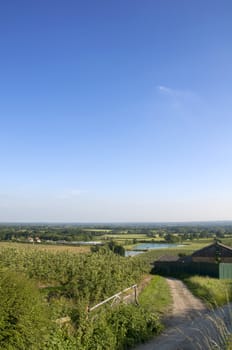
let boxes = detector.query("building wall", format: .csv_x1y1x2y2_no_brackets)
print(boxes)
154,261,220,278
192,257,232,263
219,263,232,279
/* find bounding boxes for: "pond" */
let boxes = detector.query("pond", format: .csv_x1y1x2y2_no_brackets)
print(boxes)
125,242,183,257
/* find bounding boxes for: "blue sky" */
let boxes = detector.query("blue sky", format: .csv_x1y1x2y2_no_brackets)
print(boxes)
1,0,232,222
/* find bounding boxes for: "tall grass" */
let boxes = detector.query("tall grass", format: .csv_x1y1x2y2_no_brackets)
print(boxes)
182,276,232,349
227,334,232,349
184,276,232,307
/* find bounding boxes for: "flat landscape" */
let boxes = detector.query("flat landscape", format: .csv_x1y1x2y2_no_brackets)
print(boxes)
0,223,231,349
2,1,232,349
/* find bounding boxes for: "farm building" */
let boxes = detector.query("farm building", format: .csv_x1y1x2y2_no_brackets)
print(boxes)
191,242,232,263
154,242,232,279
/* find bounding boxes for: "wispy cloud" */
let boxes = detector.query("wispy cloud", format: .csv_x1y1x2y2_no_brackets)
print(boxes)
157,85,197,99
158,85,176,95
156,85,200,110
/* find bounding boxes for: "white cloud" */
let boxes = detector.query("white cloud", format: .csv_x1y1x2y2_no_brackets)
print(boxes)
157,85,196,98
157,85,175,95
156,85,200,111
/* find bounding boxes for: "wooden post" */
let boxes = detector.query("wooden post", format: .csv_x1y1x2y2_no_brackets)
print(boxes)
134,285,139,305
86,305,90,320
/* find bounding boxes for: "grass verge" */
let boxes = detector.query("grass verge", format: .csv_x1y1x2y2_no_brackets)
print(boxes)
138,275,172,317
184,275,232,308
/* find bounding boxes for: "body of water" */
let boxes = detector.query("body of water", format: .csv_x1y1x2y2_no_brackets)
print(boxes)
125,242,183,257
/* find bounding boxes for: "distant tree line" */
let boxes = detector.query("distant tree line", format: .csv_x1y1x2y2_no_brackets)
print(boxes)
0,224,231,243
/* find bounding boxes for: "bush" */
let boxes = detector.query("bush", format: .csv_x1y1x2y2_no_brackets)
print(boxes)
0,269,52,349
108,304,162,349
74,304,162,349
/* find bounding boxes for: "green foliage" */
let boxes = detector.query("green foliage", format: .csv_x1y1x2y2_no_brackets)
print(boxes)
108,240,125,256
44,328,77,350
184,275,232,307
91,240,125,256
0,246,164,349
74,304,162,350
0,248,142,306
108,304,162,349
0,224,231,349
0,223,232,248
164,233,180,243
0,269,51,350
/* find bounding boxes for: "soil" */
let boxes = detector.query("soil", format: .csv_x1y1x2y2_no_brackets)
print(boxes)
133,278,232,350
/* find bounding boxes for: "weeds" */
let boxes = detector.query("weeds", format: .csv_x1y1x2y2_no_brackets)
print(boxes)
184,276,232,307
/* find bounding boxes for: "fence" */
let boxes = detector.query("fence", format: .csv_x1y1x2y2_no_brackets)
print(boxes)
88,284,138,312
55,284,138,324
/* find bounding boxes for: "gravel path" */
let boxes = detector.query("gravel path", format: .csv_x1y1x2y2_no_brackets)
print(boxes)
134,278,232,350
164,278,206,327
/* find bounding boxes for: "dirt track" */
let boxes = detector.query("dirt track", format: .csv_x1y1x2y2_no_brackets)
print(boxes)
134,278,232,350
164,278,206,327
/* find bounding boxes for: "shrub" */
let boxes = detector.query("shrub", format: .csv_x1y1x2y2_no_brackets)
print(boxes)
74,304,162,349
0,269,51,349
184,275,232,307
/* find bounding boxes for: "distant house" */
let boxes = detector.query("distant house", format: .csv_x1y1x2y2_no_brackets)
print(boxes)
154,242,232,279
27,236,41,243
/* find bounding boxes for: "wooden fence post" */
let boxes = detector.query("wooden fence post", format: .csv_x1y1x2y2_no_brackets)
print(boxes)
134,285,139,305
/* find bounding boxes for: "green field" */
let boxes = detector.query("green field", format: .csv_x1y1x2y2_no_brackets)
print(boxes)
0,241,90,253
82,229,113,233
99,233,158,241
1,237,229,258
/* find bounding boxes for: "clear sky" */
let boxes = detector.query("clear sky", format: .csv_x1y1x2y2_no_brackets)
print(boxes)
1,0,232,222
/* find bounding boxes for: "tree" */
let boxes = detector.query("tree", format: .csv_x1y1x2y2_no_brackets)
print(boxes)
91,241,125,256
164,233,179,243
107,241,125,256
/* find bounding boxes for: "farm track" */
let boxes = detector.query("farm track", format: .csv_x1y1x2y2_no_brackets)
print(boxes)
134,278,232,350
164,278,206,327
